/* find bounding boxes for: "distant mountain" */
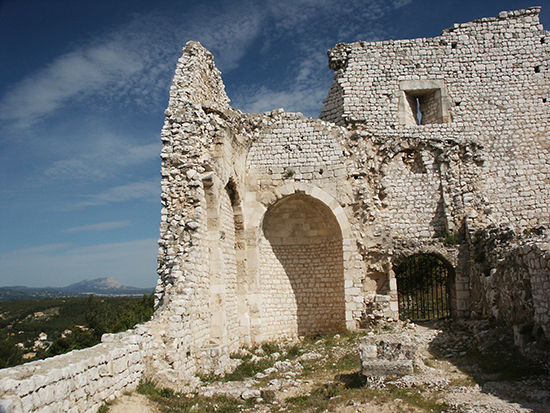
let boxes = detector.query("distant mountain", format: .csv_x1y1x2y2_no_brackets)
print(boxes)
62,277,153,294
0,278,154,301
64,277,119,291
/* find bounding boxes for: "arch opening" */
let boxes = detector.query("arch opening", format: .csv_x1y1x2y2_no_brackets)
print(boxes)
260,193,345,338
204,178,242,351
395,254,454,321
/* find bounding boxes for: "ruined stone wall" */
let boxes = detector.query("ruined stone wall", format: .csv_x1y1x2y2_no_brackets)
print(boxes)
321,7,550,234
153,42,237,382
0,329,148,413
469,226,550,340
150,10,550,379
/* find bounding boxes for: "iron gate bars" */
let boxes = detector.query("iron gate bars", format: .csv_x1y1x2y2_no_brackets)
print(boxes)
396,254,450,321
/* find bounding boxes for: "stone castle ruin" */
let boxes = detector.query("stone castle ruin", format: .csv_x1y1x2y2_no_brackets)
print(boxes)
1,7,550,412
153,5,550,375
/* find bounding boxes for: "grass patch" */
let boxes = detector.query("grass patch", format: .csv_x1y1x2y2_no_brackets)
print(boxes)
386,387,448,412
286,382,341,411
260,341,279,355
284,381,449,413
332,352,360,371
224,356,275,382
97,403,111,413
286,343,301,358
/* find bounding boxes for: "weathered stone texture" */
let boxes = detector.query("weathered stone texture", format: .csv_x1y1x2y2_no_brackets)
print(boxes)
470,226,550,338
359,334,417,377
150,6,550,381
1,7,550,411
0,329,148,413
321,6,549,230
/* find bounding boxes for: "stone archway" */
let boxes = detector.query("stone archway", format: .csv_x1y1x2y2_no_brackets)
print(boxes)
259,193,346,338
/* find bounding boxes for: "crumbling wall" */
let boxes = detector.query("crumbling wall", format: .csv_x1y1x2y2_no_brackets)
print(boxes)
322,6,550,233
470,226,550,340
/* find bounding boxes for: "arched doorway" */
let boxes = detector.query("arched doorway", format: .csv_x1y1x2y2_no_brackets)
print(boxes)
260,193,345,338
395,254,452,321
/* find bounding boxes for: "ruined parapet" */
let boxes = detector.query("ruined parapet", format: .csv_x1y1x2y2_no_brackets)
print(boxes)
0,329,147,413
168,41,230,111
151,41,240,385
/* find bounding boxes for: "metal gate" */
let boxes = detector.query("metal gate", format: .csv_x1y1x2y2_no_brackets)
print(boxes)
395,254,450,321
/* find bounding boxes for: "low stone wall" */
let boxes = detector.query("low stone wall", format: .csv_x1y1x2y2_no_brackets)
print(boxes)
0,330,145,413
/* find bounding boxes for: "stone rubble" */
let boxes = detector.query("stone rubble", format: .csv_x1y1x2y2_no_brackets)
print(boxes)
1,7,550,412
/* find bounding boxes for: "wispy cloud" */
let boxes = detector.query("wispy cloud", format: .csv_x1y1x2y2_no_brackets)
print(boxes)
0,39,144,127
0,4,263,129
63,220,131,233
67,179,159,210
192,4,263,71
0,0,412,127
44,136,159,181
0,239,158,288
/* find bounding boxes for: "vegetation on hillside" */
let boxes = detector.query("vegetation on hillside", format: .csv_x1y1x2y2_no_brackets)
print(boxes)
0,294,154,369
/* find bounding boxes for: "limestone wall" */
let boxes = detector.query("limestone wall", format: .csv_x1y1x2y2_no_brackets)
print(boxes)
0,331,145,413
469,226,550,339
153,10,550,377
380,149,446,239
322,6,550,232
259,193,345,339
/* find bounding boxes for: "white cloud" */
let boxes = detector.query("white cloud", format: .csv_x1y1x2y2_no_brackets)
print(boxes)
235,84,328,117
0,0,413,128
0,40,144,127
232,0,413,117
0,4,264,129
194,7,263,71
63,220,131,233
0,239,158,288
44,137,159,181
67,179,159,210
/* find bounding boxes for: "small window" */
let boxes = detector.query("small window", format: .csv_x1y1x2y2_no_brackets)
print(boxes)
398,80,451,126
404,89,444,125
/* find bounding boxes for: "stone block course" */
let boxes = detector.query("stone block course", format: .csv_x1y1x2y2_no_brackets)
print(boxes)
0,327,154,413
2,7,550,411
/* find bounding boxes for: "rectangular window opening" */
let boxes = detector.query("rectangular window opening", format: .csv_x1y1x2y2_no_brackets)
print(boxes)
404,89,444,125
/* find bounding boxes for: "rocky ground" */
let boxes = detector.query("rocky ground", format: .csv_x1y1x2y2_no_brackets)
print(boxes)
106,320,550,413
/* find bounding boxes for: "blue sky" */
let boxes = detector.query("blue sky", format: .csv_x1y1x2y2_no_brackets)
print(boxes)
1,0,548,288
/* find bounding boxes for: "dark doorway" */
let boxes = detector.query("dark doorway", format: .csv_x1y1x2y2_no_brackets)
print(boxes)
395,254,451,321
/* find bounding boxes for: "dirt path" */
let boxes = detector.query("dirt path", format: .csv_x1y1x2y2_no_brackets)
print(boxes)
107,394,160,413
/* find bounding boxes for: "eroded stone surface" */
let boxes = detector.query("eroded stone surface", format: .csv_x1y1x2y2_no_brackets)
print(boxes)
360,334,417,377
1,7,550,412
